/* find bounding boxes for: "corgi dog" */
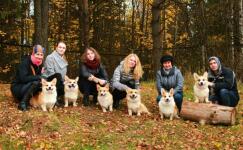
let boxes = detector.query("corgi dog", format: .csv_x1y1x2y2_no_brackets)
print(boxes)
126,88,150,116
30,78,57,112
159,88,179,120
193,72,213,103
97,84,113,112
64,76,79,107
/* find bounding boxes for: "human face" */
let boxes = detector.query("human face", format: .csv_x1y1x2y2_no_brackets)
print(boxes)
34,52,44,61
128,56,136,68
209,59,218,72
86,49,95,61
163,61,172,70
56,43,66,56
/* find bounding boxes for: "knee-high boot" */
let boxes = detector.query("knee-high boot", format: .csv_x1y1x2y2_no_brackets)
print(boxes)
18,82,39,111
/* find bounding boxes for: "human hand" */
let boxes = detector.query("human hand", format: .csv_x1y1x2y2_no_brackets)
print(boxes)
88,75,94,81
98,79,107,86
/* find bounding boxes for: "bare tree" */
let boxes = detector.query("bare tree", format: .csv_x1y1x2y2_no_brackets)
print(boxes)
77,0,89,50
152,0,163,75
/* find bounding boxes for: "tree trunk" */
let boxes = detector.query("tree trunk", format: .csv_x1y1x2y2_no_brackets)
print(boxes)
34,0,42,45
151,0,162,76
77,0,89,50
41,0,49,52
181,101,236,125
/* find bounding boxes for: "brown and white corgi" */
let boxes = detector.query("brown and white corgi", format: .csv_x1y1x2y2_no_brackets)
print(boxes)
30,78,57,111
64,76,79,107
97,84,113,112
126,88,150,116
158,88,179,120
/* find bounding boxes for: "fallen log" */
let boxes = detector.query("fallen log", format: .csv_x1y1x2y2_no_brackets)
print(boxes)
180,101,236,125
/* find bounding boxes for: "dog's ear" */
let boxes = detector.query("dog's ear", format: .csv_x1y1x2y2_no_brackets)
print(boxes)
203,72,208,78
65,75,69,81
96,84,101,90
161,88,166,95
75,77,79,82
105,83,110,89
41,78,47,84
51,78,57,85
169,88,174,95
126,87,131,94
193,73,199,80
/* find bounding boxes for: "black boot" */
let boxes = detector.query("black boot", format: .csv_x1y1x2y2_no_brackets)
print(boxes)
113,99,120,109
18,82,39,111
92,95,98,105
82,95,89,106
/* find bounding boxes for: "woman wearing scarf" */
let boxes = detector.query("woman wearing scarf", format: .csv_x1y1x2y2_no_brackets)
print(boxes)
208,56,239,107
78,47,108,106
42,41,68,106
11,45,45,111
156,55,184,112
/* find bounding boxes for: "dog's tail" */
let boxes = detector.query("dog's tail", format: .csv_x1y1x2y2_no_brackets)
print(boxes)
140,103,152,115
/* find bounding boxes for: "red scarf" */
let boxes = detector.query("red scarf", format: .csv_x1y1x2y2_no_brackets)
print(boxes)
31,53,43,66
85,58,100,69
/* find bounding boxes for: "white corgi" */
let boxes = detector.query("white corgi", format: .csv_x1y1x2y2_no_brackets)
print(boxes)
30,78,57,111
126,88,150,116
193,72,213,103
97,84,113,112
64,76,79,107
159,88,179,120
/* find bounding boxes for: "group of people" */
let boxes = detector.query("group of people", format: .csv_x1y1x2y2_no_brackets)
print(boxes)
11,43,240,112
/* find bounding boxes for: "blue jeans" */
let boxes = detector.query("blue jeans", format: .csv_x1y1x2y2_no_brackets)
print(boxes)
156,92,183,112
209,89,239,107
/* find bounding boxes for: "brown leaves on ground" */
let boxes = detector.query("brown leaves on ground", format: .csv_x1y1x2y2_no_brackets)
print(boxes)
0,83,242,149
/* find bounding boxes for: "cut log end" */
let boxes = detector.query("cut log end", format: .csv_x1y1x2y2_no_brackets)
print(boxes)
181,101,236,125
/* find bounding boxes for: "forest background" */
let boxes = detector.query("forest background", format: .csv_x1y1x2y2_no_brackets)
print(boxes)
0,0,243,82
0,0,243,149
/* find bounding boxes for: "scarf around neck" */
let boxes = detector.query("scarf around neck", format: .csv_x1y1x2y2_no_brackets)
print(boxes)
85,58,100,69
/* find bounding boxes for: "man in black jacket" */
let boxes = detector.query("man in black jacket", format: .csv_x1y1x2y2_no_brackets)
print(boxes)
208,56,239,107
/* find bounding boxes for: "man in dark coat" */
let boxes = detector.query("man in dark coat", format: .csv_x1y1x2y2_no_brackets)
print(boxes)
208,56,239,107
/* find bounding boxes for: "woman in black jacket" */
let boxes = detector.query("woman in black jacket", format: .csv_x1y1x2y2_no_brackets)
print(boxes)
78,47,109,106
11,45,45,111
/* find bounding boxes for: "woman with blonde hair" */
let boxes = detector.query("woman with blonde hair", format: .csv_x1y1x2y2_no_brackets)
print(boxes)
111,53,143,109
78,47,109,106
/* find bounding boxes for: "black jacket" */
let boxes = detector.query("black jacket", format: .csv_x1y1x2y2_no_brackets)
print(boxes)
11,56,43,99
208,66,239,98
12,56,42,84
78,63,108,83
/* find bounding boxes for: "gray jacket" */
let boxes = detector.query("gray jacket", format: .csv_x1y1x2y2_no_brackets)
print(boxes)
156,66,184,95
42,51,68,80
111,61,139,91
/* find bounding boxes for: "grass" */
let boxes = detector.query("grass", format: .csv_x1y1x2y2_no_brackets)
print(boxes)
0,78,242,149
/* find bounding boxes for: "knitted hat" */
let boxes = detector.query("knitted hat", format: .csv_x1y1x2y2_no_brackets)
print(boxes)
33,44,45,54
160,55,174,64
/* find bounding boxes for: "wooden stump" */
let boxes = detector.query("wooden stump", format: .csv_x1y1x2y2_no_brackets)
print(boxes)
180,101,236,125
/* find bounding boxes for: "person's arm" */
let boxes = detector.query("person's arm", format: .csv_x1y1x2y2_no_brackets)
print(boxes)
156,71,162,95
19,60,41,83
94,64,109,86
214,69,235,91
79,64,92,79
44,56,55,77
112,65,129,91
174,70,184,94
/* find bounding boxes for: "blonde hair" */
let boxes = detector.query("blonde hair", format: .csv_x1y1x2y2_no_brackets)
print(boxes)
81,47,101,63
123,53,143,80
